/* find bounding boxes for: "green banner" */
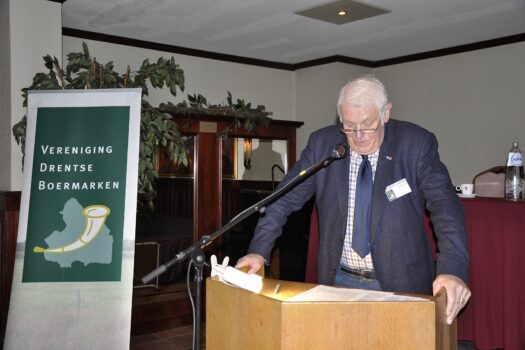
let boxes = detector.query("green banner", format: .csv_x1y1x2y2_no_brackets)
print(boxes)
22,106,129,282
6,90,141,350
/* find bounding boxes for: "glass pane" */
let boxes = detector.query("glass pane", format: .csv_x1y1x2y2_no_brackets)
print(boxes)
155,137,195,178
135,135,195,287
222,138,237,179
235,138,287,181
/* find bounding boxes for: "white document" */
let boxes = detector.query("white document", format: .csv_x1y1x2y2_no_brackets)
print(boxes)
288,285,427,302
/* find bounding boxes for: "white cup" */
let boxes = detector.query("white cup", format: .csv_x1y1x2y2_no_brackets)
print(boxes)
459,183,474,195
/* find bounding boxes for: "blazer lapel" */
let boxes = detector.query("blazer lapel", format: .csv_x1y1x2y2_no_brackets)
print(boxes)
371,122,395,243
334,148,350,220
330,134,351,220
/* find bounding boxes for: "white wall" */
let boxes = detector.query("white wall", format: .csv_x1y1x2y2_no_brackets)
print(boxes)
62,37,295,126
294,62,371,153
5,0,62,191
4,20,524,190
375,42,525,185
0,0,11,190
293,43,525,185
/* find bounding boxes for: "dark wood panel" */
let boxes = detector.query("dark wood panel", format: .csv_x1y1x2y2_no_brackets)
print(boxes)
170,115,303,140
220,180,313,281
155,178,194,218
222,180,275,224
195,132,221,245
131,284,193,335
0,191,21,344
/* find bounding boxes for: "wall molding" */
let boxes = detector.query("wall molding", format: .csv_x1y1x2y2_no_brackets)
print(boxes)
63,27,525,71
62,28,295,71
372,33,525,67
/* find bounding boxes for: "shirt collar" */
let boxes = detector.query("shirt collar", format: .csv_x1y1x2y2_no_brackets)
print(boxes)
350,148,380,161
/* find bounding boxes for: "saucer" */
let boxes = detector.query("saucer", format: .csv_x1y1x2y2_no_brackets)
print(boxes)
458,193,476,198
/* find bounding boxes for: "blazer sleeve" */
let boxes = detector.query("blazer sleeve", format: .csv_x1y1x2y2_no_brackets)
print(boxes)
417,132,469,283
247,132,323,262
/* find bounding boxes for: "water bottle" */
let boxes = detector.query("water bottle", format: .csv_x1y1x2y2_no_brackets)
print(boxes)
505,142,524,201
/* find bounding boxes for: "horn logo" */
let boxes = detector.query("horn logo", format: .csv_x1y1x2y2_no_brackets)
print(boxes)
33,205,110,253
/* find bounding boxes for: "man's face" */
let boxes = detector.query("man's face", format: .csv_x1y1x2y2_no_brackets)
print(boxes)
340,103,390,155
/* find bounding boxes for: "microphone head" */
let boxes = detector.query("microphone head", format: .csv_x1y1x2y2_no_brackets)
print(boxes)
331,143,349,159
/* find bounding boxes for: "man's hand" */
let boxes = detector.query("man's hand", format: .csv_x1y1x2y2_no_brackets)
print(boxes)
235,254,265,274
433,274,471,325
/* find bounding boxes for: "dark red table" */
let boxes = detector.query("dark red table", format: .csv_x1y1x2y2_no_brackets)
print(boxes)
305,197,525,350
453,197,525,350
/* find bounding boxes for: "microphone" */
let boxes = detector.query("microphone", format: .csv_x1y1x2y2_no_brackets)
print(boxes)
331,143,349,159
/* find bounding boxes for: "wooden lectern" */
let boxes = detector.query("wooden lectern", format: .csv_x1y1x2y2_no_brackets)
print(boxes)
206,277,456,350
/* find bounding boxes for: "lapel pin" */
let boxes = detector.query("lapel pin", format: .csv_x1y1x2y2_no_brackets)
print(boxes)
386,155,393,160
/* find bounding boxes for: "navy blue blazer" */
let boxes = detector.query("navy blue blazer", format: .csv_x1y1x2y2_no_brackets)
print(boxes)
248,119,469,295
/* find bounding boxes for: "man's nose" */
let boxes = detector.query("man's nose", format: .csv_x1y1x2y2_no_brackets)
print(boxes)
353,130,365,139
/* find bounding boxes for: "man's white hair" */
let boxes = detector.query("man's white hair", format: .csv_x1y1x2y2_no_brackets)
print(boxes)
337,75,389,121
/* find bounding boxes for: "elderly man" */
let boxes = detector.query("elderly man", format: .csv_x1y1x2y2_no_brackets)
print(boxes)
236,75,470,324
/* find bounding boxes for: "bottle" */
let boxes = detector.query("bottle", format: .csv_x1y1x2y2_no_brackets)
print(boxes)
505,142,525,201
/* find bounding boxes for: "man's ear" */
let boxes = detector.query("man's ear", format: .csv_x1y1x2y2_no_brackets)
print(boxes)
383,103,392,123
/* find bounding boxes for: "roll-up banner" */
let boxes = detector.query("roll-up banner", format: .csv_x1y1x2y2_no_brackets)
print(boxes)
4,89,142,349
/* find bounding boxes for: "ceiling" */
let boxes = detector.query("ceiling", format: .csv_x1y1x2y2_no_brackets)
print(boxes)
61,0,525,65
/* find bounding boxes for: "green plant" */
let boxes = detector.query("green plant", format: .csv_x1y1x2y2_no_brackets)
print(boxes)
160,91,271,140
12,42,272,210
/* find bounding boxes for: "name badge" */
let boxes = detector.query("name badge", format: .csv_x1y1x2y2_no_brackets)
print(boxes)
385,178,412,201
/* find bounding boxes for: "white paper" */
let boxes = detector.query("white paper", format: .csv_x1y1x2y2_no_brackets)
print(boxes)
288,285,428,302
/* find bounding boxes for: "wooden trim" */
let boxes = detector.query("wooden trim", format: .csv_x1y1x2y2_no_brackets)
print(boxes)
373,33,525,67
62,28,295,71
166,113,304,129
294,55,375,70
0,192,21,212
62,26,525,70
170,114,303,141
194,132,221,242
0,191,21,342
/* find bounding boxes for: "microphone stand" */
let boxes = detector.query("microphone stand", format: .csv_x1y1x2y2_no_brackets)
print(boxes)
141,146,347,350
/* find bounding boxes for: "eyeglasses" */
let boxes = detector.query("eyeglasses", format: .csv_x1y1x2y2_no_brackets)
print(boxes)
340,116,383,136
341,105,386,136
340,105,387,136
340,123,381,135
